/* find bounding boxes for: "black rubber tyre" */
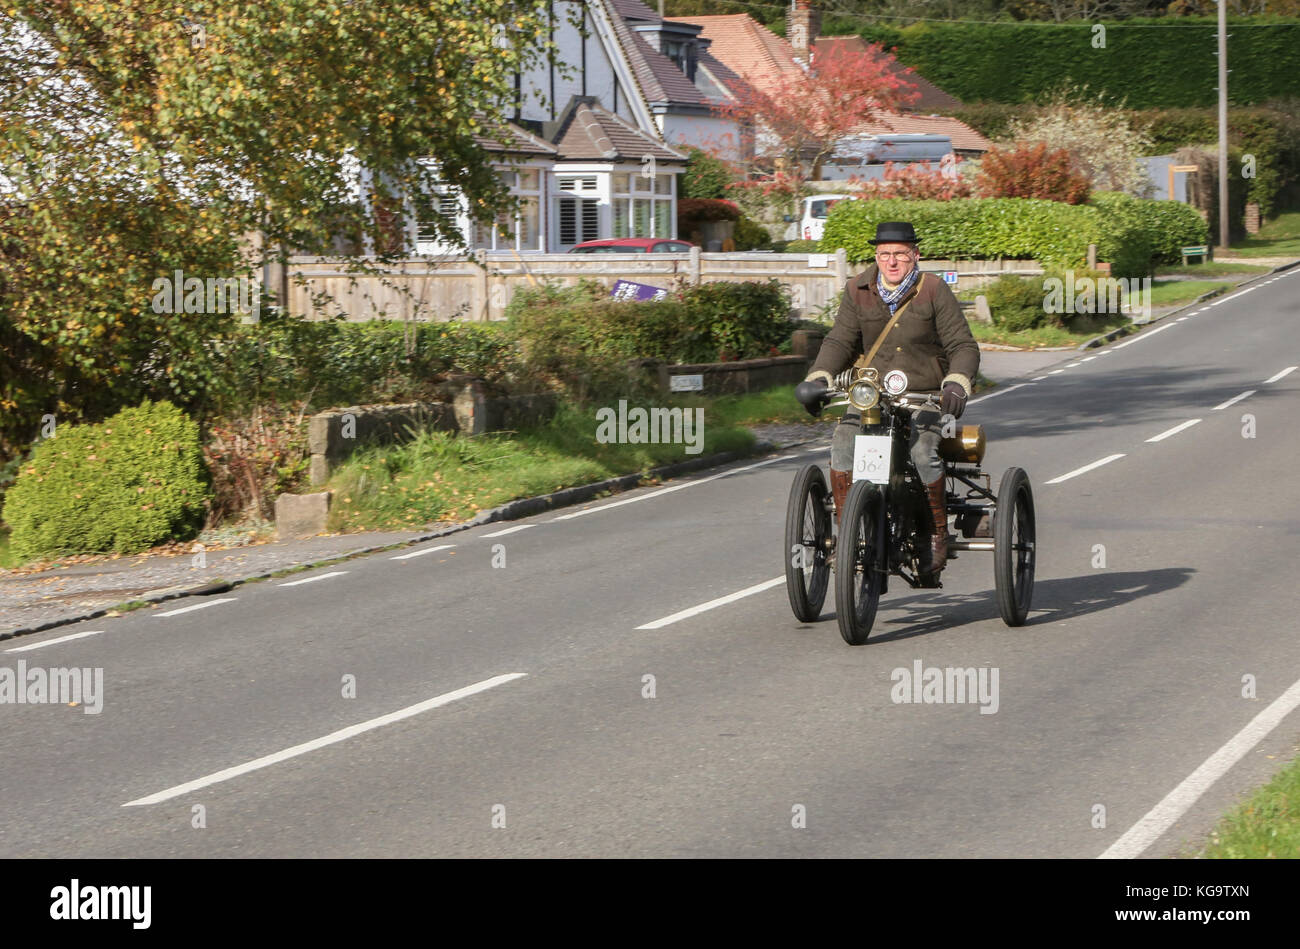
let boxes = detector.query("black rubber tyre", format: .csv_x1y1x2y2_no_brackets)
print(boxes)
835,479,884,645
784,464,832,622
994,467,1036,627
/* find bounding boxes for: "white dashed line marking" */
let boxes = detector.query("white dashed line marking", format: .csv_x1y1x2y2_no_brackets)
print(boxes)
1111,323,1174,349
6,630,104,652
1146,419,1202,443
154,598,237,617
278,571,348,588
1212,390,1255,411
480,524,535,538
636,577,785,630
1264,366,1297,384
390,544,456,561
122,673,529,806
1045,454,1126,485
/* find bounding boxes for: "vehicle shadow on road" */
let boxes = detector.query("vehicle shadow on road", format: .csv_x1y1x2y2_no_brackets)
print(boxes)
815,567,1195,644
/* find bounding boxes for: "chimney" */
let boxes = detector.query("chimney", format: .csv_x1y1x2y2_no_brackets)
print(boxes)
787,0,820,63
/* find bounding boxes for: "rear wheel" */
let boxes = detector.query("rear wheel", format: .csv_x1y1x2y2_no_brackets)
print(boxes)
835,479,885,645
994,467,1036,626
785,465,832,622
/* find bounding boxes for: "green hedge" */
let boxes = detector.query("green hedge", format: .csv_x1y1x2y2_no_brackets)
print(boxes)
210,317,517,416
2,400,210,560
868,18,1300,108
505,279,791,399
822,194,1207,277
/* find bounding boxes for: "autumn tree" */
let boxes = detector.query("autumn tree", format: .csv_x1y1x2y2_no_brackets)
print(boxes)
0,0,554,461
975,143,1092,203
712,40,918,216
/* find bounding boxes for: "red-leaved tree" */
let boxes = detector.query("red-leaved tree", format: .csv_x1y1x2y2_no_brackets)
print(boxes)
850,158,973,200
714,43,920,189
975,143,1092,204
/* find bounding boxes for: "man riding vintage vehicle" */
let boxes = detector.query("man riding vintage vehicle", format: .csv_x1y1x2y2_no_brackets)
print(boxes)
786,221,1036,644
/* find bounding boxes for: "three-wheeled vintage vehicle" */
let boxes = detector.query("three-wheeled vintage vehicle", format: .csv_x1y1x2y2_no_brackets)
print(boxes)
786,367,1036,644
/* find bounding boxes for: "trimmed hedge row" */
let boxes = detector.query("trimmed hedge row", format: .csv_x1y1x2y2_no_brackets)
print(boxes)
2,400,210,560
821,195,1207,277
854,18,1300,108
504,279,791,399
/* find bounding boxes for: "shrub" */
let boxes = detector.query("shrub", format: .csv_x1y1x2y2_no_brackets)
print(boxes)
505,279,791,399
853,159,973,200
203,405,310,526
2,400,210,560
982,274,1054,333
783,239,822,253
976,143,1091,204
734,215,772,251
676,198,741,223
681,147,735,199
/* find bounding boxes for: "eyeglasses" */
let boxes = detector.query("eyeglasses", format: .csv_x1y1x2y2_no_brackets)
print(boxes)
875,251,914,262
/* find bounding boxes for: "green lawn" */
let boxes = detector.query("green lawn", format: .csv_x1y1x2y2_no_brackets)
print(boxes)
1148,278,1231,308
325,387,816,532
1220,210,1300,258
1200,754,1300,858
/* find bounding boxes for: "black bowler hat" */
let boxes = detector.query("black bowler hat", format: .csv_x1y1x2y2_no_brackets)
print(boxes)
869,221,920,245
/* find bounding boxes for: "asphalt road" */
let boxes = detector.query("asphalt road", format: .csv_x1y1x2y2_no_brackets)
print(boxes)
2,268,1298,858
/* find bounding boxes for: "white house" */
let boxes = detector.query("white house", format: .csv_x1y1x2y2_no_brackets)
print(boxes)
410,0,741,255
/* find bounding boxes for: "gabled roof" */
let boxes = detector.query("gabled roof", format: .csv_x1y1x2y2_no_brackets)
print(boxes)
607,0,660,22
814,36,961,112
852,112,992,153
669,14,804,94
473,121,559,156
549,96,687,162
627,30,708,106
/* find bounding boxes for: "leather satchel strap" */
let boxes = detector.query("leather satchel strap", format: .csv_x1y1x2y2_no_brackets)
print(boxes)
858,273,927,369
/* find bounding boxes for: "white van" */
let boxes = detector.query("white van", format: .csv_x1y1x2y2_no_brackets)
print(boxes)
800,194,857,242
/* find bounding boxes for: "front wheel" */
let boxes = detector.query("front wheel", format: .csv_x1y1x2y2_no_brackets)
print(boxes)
994,467,1036,626
785,465,832,622
835,479,885,645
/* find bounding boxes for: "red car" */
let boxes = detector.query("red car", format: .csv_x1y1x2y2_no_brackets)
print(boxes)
568,238,696,254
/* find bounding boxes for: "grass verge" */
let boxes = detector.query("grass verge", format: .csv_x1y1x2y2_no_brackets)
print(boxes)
1220,210,1300,259
1155,262,1269,278
1200,754,1300,858
325,387,811,532
970,315,1130,349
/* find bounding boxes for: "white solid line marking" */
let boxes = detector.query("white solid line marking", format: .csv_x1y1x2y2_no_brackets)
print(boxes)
278,571,348,587
390,544,456,561
1100,677,1300,859
480,524,534,538
1212,390,1255,411
967,383,1031,406
637,576,785,630
1264,365,1297,384
1044,453,1126,485
552,455,795,521
6,630,104,652
1111,323,1174,349
123,673,528,806
1145,418,1202,443
154,598,237,617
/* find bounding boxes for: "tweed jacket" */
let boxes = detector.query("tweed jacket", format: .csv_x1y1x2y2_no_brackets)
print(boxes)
807,264,979,397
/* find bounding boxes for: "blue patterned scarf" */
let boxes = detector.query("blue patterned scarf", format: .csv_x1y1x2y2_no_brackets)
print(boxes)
876,266,921,313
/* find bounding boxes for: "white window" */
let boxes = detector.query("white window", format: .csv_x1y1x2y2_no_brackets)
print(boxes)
612,171,674,239
473,167,544,253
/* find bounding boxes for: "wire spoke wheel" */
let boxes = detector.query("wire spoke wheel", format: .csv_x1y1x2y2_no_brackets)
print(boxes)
784,464,832,622
835,479,884,645
994,467,1036,627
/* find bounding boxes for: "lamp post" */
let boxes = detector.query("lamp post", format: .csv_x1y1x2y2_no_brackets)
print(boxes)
1217,0,1229,250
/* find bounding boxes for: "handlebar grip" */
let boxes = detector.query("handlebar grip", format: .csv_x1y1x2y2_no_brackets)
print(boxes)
795,380,829,407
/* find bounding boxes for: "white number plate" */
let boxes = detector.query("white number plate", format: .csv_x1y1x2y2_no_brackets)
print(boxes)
852,435,893,484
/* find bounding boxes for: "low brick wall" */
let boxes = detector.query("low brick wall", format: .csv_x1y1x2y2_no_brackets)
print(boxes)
656,355,810,396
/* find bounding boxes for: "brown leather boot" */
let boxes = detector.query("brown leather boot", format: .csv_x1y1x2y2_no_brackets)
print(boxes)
923,476,949,575
830,468,852,528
